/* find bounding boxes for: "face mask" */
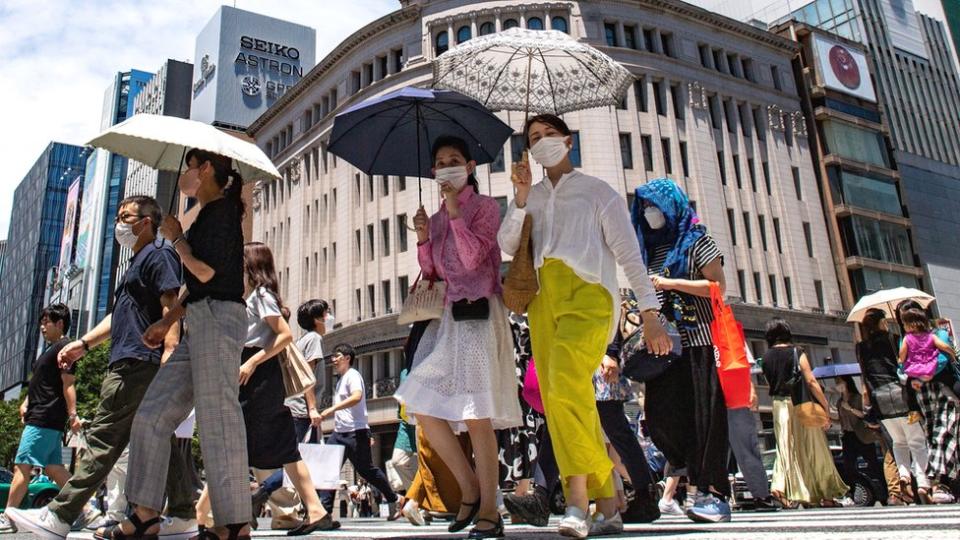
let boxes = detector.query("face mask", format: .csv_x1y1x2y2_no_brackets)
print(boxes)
529,136,569,168
645,207,666,230
434,166,469,191
115,221,140,249
178,167,200,197
325,312,336,329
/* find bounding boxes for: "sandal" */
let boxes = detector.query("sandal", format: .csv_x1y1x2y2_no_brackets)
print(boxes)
190,523,250,540
899,479,916,504
468,516,505,539
95,514,162,540
448,500,480,533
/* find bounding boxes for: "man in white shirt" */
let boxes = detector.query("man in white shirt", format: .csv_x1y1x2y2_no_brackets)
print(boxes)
318,344,398,517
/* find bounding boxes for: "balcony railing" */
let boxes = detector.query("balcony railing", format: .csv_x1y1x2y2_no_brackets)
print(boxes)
374,376,400,398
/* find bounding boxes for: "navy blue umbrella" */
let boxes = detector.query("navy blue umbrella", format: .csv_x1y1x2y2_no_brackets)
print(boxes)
328,87,513,203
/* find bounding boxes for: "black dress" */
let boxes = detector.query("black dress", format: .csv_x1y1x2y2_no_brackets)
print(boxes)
240,347,301,469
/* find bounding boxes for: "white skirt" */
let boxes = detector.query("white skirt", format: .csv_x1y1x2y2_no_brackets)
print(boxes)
395,295,522,432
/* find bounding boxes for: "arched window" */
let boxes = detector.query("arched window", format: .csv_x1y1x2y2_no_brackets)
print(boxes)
503,18,520,30
479,22,495,36
457,25,472,44
436,31,449,55
551,16,569,33
527,17,544,30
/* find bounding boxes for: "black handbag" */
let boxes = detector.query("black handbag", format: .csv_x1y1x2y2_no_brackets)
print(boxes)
620,311,681,383
451,298,490,321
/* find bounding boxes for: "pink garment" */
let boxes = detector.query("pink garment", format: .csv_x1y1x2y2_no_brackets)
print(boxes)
904,332,939,379
417,186,503,305
522,358,544,414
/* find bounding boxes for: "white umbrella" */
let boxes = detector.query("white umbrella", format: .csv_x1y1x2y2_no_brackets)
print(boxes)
87,113,280,183
846,287,935,322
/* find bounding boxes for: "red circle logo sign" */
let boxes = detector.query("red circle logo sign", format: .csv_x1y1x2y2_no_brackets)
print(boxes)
829,45,860,90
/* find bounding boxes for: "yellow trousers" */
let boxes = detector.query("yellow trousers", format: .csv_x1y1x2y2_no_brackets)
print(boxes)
528,259,614,500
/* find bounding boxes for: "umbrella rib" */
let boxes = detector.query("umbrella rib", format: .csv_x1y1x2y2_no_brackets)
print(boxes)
419,102,501,160
482,47,527,108
564,50,622,109
536,48,561,115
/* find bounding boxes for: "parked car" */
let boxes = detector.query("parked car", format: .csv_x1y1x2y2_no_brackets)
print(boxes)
0,468,61,510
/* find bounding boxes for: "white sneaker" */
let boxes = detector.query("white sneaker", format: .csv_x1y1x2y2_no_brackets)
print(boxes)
558,506,591,539
0,513,17,533
589,511,624,536
658,498,684,516
159,517,198,540
402,500,425,526
4,508,69,540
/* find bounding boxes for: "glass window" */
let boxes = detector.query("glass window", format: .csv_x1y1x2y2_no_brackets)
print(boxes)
457,26,472,43
737,270,746,299
759,215,768,251
754,272,763,304
828,168,901,215
771,65,782,90
634,79,648,112
367,224,375,261
479,22,495,36
436,31,449,55
718,151,727,185
803,222,814,257
643,28,655,53
710,96,722,129
510,133,525,164
551,17,568,33
773,217,783,253
661,33,674,57
792,167,802,200
733,155,742,189
397,214,408,252
849,268,920,299
624,25,637,49
743,212,753,248
679,141,689,177
661,138,672,174
527,17,544,30
727,208,737,245
769,275,778,305
490,146,505,173
820,120,890,167
504,19,520,30
762,161,771,194
604,23,618,47
570,131,582,167
619,133,633,169
840,216,914,266
699,44,711,67
381,219,390,257
642,135,653,172
748,158,757,192
653,81,665,116
814,280,824,311
671,84,684,120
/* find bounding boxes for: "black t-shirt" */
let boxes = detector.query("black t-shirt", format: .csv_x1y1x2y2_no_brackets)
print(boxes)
24,338,75,431
111,240,182,365
761,345,799,398
856,332,900,391
184,198,244,305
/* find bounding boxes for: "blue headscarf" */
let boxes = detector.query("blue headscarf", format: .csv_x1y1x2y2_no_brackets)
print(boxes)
631,179,705,279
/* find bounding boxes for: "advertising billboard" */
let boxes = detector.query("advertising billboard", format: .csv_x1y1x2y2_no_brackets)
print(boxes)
58,178,82,276
814,33,877,103
74,151,100,270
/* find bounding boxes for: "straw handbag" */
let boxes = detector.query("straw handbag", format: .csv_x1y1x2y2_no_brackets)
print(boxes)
278,343,316,399
502,214,539,314
397,273,446,325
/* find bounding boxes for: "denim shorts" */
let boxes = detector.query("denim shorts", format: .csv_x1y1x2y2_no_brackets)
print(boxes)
15,425,64,467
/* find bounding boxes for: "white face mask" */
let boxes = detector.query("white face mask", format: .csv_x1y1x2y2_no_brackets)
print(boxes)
325,312,336,329
644,207,666,230
115,221,140,249
433,166,469,191
529,136,569,168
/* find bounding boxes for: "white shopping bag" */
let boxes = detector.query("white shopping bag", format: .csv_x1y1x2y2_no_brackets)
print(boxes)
283,432,345,490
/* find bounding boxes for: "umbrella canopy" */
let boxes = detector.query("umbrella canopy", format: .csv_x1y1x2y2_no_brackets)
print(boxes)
328,87,513,180
87,113,280,182
846,287,935,322
813,363,862,379
432,28,634,115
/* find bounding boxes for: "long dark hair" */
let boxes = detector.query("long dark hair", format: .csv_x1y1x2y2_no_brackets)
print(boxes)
431,135,479,191
186,148,245,217
859,308,888,338
243,242,289,319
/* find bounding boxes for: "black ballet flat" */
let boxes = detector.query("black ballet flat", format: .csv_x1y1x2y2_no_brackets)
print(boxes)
286,514,340,536
448,500,480,533
468,516,505,539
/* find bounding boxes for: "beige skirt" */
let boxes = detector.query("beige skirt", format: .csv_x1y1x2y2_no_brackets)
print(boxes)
771,397,849,503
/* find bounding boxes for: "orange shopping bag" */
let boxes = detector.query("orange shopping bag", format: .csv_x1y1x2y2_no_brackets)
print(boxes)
709,283,752,409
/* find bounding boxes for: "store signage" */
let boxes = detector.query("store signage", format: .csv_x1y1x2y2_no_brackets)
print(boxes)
235,35,304,77
192,54,216,96
814,34,876,103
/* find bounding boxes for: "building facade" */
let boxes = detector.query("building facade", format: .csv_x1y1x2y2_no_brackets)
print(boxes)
248,0,855,452
0,143,87,395
0,240,6,280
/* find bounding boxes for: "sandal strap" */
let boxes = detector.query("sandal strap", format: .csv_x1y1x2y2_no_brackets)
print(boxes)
225,523,249,540
461,500,480,509
474,517,501,527
129,514,162,533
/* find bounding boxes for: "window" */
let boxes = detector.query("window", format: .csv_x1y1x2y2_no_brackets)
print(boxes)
392,48,404,73
679,141,689,177
490,147,505,173
398,175,407,191
510,133,525,164
367,224,375,261
624,25,637,49
747,158,757,192
363,63,373,86
604,23,618,47
785,118,794,147
661,138,672,174
381,219,390,257
383,280,392,314
803,222,813,257
355,289,361,320
771,65,782,90
570,131,582,167
699,44,711,68
634,79,648,112
377,56,387,80
670,84,684,119
758,215,767,251
709,95,722,129
717,151,727,185
397,214,408,252
784,277,793,307
727,208,737,245
762,161,771,194
737,270,746,300
479,22,495,36
753,272,762,304
619,133,633,169
551,16,568,33
368,284,376,317
820,120,890,167
436,31,449,55
457,25,471,43
814,280,825,311
381,175,389,196
743,212,753,248
742,58,755,82
713,48,724,72
399,275,410,304
839,216,914,266
792,167,802,200
354,174,361,205
849,268,921,299
367,174,374,201
724,100,736,134
503,18,519,29
753,107,765,140
733,155,742,189
740,103,752,138
642,135,653,172
769,274,778,305
727,53,739,77
773,217,783,253
653,81,665,116
527,17,544,30
828,168,902,215
643,28,655,53
661,32,674,57
354,229,361,263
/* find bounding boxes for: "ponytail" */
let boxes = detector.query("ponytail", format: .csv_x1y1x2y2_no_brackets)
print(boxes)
185,148,246,218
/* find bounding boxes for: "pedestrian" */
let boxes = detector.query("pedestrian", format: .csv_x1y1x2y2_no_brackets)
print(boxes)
898,308,959,401
856,308,926,505
498,114,671,538
630,178,733,522
0,305,77,533
6,197,197,540
118,149,252,540
895,300,958,504
318,345,399,517
761,318,848,506
385,372,418,499
833,375,883,501
396,135,522,539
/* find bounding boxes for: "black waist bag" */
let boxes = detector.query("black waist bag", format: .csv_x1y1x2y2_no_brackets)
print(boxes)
451,298,490,321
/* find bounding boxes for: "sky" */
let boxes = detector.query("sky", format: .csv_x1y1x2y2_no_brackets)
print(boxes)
0,0,952,240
